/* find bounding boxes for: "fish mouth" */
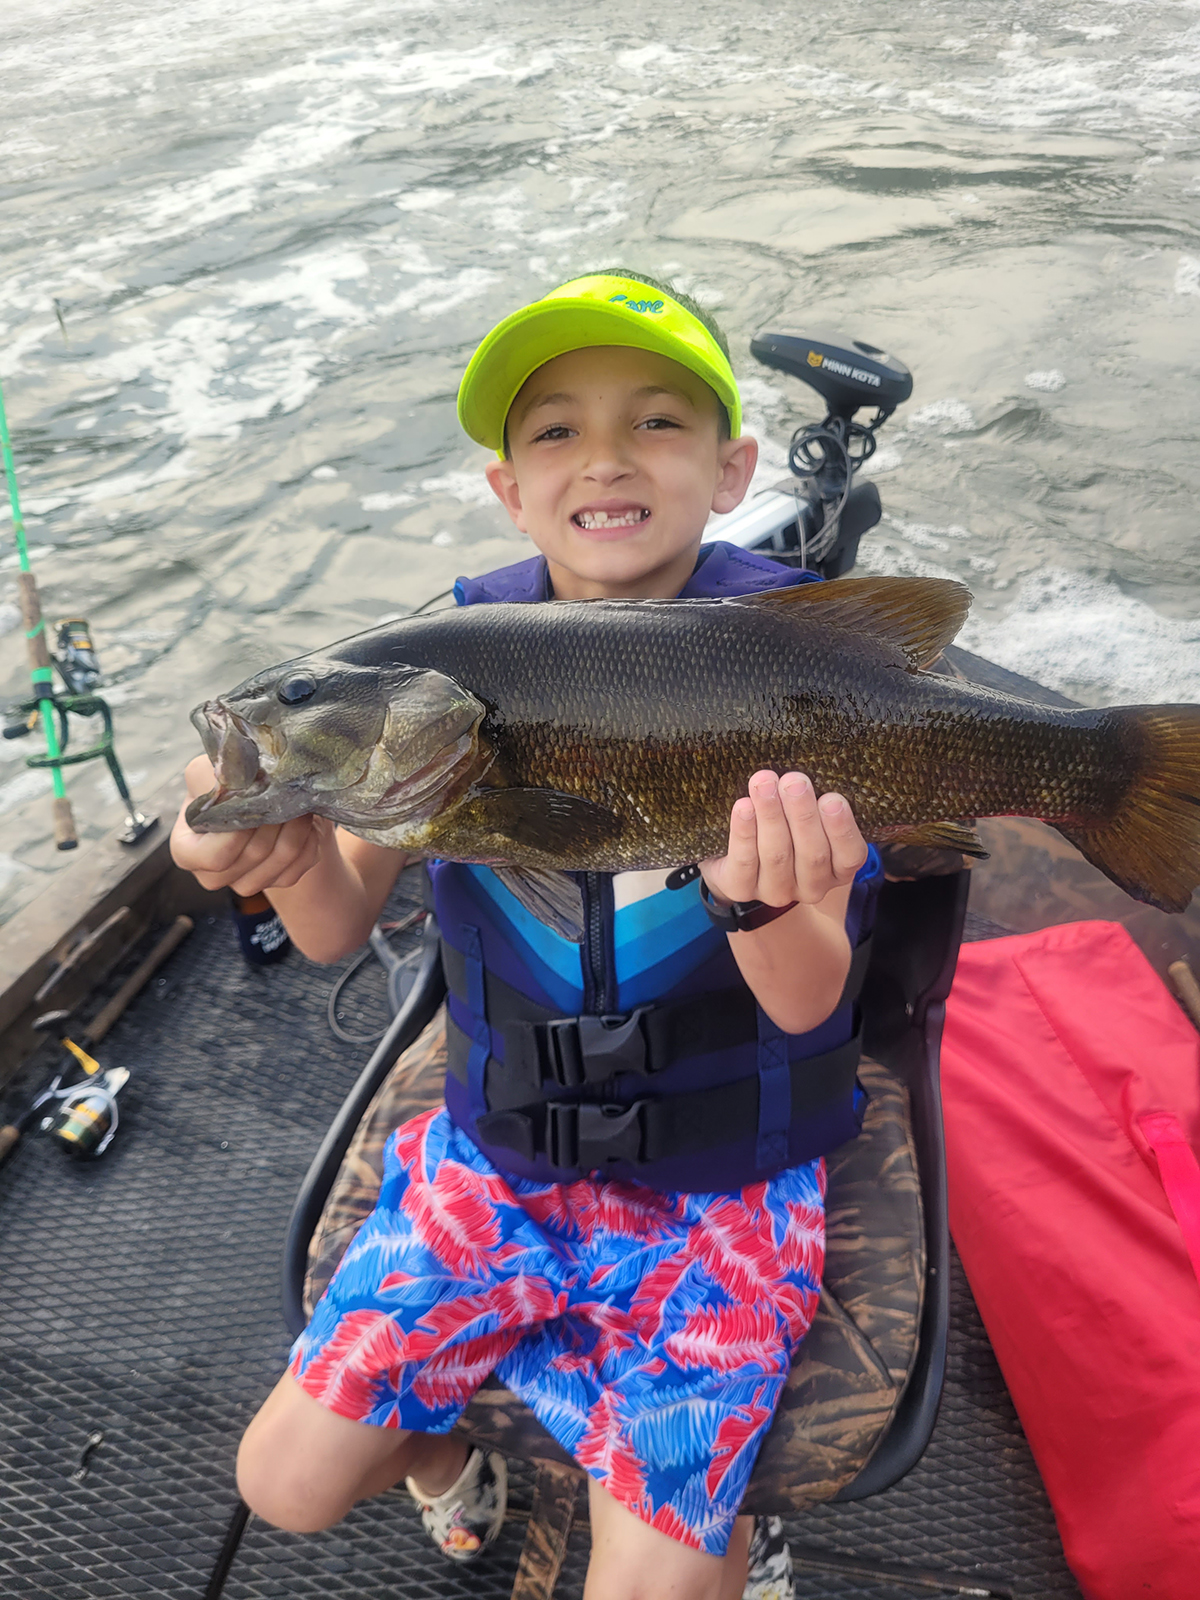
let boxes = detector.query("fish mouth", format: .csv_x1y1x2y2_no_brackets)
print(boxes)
188,700,270,813
571,502,651,533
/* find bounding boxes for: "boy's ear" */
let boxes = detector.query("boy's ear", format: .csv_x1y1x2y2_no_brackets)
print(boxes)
711,435,759,516
485,457,528,532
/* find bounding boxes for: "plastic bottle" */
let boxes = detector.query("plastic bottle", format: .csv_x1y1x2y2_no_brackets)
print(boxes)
231,892,291,966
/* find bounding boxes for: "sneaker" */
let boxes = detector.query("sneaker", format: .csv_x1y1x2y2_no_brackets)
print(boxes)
743,1515,794,1600
405,1446,507,1562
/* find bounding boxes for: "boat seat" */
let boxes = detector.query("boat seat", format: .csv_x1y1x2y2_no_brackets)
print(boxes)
279,866,968,1598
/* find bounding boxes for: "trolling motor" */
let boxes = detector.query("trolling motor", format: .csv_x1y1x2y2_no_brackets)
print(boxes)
2,616,156,846
746,331,913,577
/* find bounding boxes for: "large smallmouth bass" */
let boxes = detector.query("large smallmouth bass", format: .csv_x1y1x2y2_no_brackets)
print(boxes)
187,575,1200,937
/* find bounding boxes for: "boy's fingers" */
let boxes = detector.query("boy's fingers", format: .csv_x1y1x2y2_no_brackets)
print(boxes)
229,817,320,896
817,792,870,882
261,819,324,889
780,772,831,899
752,772,801,905
222,824,284,878
706,795,760,903
170,800,251,876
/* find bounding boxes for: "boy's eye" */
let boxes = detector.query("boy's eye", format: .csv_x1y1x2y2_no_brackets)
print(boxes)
639,415,683,431
533,424,574,442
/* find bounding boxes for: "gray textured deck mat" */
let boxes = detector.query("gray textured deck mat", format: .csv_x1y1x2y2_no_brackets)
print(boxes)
0,897,1080,1598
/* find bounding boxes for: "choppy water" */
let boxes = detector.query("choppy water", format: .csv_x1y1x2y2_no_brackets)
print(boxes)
2,0,1199,920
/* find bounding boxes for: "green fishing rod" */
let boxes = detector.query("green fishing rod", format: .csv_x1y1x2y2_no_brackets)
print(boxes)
0,375,77,848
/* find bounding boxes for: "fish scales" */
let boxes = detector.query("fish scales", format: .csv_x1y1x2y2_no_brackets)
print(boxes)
327,596,1126,867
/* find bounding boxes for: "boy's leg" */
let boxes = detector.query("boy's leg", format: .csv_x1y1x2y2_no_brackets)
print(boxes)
237,1370,469,1532
584,1480,753,1600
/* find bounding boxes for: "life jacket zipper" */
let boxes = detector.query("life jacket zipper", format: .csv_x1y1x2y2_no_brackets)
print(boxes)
581,872,614,1015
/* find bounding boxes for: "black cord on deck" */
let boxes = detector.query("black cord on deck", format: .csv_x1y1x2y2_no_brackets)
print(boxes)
204,1499,252,1600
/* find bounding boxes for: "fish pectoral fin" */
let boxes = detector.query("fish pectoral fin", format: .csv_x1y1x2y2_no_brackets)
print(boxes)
468,787,622,852
741,575,972,671
882,820,989,859
492,866,586,943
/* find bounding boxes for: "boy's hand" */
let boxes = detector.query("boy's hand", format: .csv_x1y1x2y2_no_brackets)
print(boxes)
700,770,868,909
170,755,330,896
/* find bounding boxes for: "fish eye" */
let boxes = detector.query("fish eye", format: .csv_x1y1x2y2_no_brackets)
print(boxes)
277,673,317,706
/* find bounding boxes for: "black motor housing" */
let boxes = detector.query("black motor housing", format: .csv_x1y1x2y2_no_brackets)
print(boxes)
750,332,913,419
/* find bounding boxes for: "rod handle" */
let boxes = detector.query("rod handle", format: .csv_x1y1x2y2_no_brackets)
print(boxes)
0,1125,21,1167
16,570,52,674
1169,960,1200,1034
84,915,194,1045
52,795,78,850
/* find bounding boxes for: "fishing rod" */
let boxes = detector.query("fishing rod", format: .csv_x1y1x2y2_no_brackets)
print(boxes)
0,372,155,848
0,375,77,848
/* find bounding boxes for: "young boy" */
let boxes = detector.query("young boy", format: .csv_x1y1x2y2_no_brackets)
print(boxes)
171,271,878,1600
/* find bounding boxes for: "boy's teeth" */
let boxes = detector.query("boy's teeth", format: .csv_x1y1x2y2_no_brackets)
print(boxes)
575,509,648,529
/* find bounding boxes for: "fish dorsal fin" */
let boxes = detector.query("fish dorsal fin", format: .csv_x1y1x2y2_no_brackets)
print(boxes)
740,575,972,671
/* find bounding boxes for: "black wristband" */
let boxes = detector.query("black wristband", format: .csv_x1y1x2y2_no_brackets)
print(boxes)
699,878,798,933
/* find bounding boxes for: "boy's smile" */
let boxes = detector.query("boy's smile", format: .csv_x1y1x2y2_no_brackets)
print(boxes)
485,345,757,601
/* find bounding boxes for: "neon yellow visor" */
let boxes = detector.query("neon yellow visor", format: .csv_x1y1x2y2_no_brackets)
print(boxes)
457,272,742,451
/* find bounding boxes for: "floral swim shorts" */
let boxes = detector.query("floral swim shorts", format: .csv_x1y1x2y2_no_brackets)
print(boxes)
289,1106,825,1556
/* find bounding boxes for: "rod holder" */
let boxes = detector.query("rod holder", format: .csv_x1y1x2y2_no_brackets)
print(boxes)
14,690,157,848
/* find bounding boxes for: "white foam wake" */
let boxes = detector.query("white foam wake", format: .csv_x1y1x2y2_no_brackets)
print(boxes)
958,570,1200,706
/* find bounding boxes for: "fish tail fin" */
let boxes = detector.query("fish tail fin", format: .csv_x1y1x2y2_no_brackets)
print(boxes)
1051,705,1200,912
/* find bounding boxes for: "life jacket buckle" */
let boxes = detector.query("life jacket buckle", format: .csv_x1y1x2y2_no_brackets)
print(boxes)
546,1100,646,1169
544,1009,650,1087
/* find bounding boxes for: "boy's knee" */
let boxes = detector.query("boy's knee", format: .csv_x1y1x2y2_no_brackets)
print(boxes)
236,1433,344,1533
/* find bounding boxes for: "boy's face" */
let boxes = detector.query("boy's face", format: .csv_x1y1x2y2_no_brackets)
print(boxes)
485,345,758,600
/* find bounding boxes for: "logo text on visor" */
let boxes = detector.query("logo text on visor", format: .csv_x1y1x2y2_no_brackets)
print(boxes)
608,294,666,314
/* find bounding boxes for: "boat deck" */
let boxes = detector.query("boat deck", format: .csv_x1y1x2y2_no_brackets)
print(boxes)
1,894,1082,1599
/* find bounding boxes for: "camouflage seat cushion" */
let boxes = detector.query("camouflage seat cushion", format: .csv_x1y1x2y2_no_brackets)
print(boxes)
305,1012,923,1511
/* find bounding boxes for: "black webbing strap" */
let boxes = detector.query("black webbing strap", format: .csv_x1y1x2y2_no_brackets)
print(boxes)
442,942,758,1104
468,1029,863,1174
839,933,873,1010
442,931,872,1116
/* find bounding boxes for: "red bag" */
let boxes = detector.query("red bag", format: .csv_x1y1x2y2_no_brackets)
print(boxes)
941,920,1200,1600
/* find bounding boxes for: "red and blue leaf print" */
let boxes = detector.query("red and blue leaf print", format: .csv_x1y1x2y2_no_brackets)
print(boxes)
402,1272,566,1367
499,1338,597,1453
664,1303,787,1375
410,1327,526,1409
292,1308,406,1419
705,1381,777,1499
648,1499,697,1550
575,1389,647,1507
332,1223,453,1298
486,1272,569,1327
775,1281,820,1343
687,1197,781,1303
776,1200,825,1284
572,1180,685,1243
390,1106,441,1182
628,1252,696,1339
648,1475,738,1555
400,1158,505,1276
377,1270,416,1291
622,1388,732,1473
569,1298,637,1345
519,1177,597,1240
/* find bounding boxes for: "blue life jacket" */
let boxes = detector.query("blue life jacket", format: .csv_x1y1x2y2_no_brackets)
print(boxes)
431,540,883,1193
